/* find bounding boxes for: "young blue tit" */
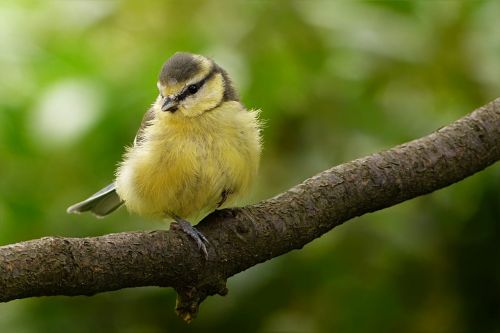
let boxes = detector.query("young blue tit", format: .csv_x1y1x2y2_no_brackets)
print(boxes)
67,52,262,257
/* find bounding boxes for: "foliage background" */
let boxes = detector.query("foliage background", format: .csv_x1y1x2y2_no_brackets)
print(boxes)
1,1,499,332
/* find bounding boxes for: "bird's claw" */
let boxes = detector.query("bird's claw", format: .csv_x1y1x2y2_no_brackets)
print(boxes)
172,217,209,259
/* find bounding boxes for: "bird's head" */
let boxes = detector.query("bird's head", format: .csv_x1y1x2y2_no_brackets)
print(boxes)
155,52,238,118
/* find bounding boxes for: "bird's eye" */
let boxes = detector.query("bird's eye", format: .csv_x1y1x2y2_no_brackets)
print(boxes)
187,84,199,94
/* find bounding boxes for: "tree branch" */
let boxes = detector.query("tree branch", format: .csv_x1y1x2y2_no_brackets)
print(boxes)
1,98,499,322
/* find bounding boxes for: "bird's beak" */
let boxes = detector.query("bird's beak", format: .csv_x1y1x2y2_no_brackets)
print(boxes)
161,96,178,112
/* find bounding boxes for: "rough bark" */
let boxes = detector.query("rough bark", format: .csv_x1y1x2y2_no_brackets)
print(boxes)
1,98,499,322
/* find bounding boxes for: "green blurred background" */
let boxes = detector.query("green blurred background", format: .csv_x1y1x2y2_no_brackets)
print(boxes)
1,0,499,332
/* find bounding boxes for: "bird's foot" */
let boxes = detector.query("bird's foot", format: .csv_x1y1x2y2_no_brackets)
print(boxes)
172,216,209,259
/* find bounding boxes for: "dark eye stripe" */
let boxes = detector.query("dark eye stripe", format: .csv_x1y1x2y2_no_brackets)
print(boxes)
176,66,217,102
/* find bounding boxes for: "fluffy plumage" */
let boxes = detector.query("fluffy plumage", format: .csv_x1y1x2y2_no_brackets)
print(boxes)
68,52,262,226
116,100,260,221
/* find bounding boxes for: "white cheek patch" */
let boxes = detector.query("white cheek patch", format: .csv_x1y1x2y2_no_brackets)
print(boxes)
204,86,220,100
177,73,225,117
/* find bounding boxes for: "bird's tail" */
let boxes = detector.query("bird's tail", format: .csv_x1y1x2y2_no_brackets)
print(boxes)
67,183,123,218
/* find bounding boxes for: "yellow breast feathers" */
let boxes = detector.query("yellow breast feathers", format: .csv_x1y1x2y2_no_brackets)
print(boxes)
115,101,261,221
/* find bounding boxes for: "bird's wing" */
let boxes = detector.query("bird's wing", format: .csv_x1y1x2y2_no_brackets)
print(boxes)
67,183,123,218
67,107,156,217
133,107,156,146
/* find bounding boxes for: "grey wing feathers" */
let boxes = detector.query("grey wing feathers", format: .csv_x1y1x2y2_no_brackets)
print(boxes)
68,108,152,217
67,183,123,218
133,107,155,146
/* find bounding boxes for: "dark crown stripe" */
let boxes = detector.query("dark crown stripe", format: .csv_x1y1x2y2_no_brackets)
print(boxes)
159,52,201,84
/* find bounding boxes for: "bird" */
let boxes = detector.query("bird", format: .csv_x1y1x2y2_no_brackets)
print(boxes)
67,52,262,258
